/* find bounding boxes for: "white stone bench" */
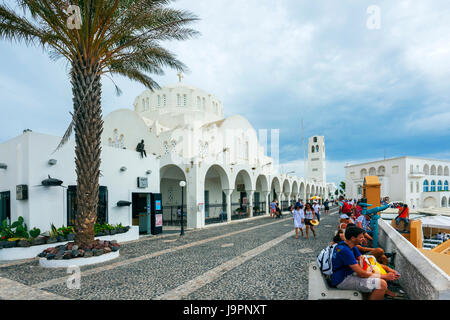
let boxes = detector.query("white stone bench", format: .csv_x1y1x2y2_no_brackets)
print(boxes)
308,261,363,300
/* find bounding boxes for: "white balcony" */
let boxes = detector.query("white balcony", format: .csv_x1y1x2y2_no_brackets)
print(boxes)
409,171,425,179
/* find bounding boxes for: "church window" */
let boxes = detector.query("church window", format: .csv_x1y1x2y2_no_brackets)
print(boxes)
438,166,443,176
311,146,315,153
313,137,317,143
177,94,181,106
163,94,167,106
183,94,187,106
316,145,319,152
171,140,177,152
163,142,170,155
431,180,436,192
438,181,443,191
445,181,449,191
424,164,430,175
431,165,436,175
360,168,367,178
158,95,161,107
424,180,429,192
369,167,376,176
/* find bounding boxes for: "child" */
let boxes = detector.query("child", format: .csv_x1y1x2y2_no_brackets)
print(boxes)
292,205,304,239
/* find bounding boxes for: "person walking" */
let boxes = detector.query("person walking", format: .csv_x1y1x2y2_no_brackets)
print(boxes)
313,201,321,222
324,199,330,215
304,202,317,239
270,200,276,218
292,205,304,239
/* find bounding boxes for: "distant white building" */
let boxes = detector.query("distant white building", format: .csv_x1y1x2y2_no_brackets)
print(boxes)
345,157,450,209
326,182,337,200
0,80,328,233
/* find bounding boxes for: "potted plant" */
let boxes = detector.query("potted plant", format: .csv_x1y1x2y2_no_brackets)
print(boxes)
47,224,59,243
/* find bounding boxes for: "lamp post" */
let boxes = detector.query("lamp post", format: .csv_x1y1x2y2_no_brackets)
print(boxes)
179,181,186,236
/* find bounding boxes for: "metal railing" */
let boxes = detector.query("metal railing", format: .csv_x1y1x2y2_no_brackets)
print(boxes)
162,204,187,226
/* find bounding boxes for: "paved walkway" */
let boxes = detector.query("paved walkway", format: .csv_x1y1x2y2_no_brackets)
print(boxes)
0,207,340,300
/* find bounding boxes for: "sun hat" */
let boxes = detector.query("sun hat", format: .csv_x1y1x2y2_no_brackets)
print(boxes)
310,219,319,226
340,214,350,219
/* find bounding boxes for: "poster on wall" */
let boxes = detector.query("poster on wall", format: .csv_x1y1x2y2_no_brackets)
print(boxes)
155,214,163,227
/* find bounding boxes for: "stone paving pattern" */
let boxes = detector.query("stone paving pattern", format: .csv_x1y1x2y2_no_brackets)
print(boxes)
0,208,358,300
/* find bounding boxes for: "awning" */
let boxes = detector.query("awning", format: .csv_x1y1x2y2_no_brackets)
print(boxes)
418,215,450,229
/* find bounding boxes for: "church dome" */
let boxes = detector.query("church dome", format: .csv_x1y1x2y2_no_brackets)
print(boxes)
132,81,224,122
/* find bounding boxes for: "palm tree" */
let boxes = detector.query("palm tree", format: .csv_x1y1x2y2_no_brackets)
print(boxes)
0,0,198,248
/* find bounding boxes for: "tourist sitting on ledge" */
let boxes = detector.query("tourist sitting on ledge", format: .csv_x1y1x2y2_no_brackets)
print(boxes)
331,227,400,300
395,204,409,232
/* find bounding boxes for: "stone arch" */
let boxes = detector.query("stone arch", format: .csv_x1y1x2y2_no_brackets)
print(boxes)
424,196,438,208
369,167,376,176
299,182,306,199
378,166,386,176
424,164,430,175
233,169,253,192
444,166,449,176
306,184,311,200
270,176,282,201
203,164,230,223
438,165,443,176
160,164,187,226
292,181,299,198
282,179,291,196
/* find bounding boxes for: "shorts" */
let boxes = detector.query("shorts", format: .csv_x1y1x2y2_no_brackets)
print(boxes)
271,209,276,214
336,274,381,293
304,219,313,226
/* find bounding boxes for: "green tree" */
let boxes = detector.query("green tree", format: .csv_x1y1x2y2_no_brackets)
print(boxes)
339,181,346,197
0,0,198,248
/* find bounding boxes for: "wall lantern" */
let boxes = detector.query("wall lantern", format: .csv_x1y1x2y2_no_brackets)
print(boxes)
48,159,57,165
146,170,152,175
117,200,132,207
41,175,63,187
120,166,127,172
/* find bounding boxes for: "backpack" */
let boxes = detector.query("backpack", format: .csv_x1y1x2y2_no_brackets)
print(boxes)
317,243,337,276
342,201,352,214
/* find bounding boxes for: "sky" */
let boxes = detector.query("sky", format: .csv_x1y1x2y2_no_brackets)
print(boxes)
1,0,450,186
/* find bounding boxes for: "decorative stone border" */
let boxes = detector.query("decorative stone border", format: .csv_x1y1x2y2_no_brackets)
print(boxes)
39,250,120,268
0,226,138,261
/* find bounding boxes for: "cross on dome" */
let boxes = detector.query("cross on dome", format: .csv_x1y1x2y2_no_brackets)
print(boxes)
177,72,184,82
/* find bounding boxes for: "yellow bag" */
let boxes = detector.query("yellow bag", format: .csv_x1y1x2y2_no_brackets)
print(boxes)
359,255,387,275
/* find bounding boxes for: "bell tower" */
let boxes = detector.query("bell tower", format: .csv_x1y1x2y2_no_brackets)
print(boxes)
307,135,326,183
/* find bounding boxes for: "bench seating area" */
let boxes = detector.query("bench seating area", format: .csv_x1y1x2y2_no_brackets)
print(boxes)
308,261,363,300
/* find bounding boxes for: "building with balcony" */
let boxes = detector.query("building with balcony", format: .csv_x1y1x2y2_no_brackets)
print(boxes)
345,156,450,209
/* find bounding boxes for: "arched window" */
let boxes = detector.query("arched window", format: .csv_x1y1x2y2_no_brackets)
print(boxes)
438,181,443,191
410,165,414,173
423,180,429,192
445,181,449,191
311,146,315,153
431,165,436,175
445,166,450,176
313,137,318,143
369,167,376,175
424,164,429,175
163,94,167,106
442,197,448,208
360,168,367,179
378,166,386,176
431,180,436,192
316,145,319,152
183,94,187,106
438,166,443,176
141,99,145,111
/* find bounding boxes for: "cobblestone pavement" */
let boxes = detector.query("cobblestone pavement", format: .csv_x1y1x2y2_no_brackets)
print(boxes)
0,208,341,300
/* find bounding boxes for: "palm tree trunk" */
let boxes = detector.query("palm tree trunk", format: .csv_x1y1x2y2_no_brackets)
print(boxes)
71,55,103,248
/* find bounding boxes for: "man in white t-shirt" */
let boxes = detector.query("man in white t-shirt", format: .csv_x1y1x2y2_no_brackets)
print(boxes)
313,201,321,222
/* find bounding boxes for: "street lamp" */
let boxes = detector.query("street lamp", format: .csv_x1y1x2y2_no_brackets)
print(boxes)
179,181,186,236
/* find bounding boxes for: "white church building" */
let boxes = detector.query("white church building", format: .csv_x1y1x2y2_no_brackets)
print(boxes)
0,80,328,233
345,156,450,209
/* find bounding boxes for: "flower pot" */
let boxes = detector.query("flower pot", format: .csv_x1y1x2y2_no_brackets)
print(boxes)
110,230,117,235
66,234,75,241
4,240,17,248
57,235,66,242
0,240,10,248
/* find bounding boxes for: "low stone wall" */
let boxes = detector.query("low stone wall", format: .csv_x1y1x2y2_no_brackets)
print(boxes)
378,219,450,300
0,226,139,261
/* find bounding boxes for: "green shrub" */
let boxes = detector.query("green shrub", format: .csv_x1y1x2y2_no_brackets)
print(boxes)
29,227,41,238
